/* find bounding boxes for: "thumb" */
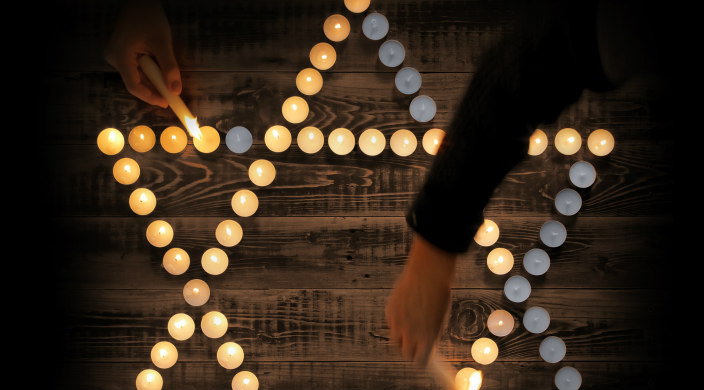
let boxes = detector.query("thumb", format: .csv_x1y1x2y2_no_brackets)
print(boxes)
153,45,182,95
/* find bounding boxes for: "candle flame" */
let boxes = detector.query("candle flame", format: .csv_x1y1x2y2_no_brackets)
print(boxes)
483,347,491,354
226,227,232,236
211,255,218,263
486,226,493,233
124,164,131,173
175,254,182,261
498,320,503,326
240,195,246,204
334,23,341,29
404,138,409,145
243,378,250,385
185,115,202,140
371,136,377,143
213,317,222,325
600,139,606,145
147,373,155,383
140,193,148,202
497,256,504,263
434,139,439,145
468,371,482,390
291,104,298,111
108,131,116,142
306,76,312,82
321,54,328,60
257,167,263,176
535,138,541,144
272,129,279,139
567,136,575,143
160,348,168,358
140,133,145,140
308,132,315,140
159,226,165,234
193,287,199,293
175,319,186,328
337,135,344,143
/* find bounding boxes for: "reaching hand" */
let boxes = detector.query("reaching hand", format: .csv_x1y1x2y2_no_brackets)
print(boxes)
104,0,181,108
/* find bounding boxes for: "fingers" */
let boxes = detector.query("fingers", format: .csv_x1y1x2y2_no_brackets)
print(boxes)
153,44,182,95
111,50,168,108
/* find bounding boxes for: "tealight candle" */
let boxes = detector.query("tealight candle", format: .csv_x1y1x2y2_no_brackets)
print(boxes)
150,341,178,369
202,247,229,275
504,275,531,303
540,336,566,363
136,369,163,390
183,279,210,306
264,125,292,152
569,161,596,188
390,129,417,156
129,125,156,153
97,127,124,155
555,367,582,390
410,95,437,122
160,126,188,154
540,220,567,248
217,342,245,370
113,157,140,185
146,220,173,247
528,129,548,156
163,247,190,275
344,0,370,13
281,96,309,124
587,128,615,156
129,188,156,215
328,128,355,155
455,367,483,390
523,306,550,334
193,125,220,153
395,67,422,94
249,159,276,186
523,248,550,276
297,126,324,154
378,40,405,67
310,42,336,70
296,68,323,96
470,337,498,365
554,128,582,155
486,248,514,275
422,128,445,155
487,309,514,337
554,188,582,216
201,311,228,339
358,128,386,156
167,313,195,341
362,12,389,40
215,219,243,247
232,189,259,217
323,14,350,42
473,219,499,247
226,126,253,154
232,371,259,390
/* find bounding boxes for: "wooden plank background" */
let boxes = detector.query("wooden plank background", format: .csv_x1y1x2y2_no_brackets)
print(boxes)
38,0,674,389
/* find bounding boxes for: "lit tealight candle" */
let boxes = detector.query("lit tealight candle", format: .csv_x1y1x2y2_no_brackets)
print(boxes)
167,313,195,341
97,127,124,155
282,96,309,124
473,219,499,247
201,311,229,339
193,125,220,153
470,337,498,365
554,128,582,155
569,161,596,188
523,248,550,276
183,279,210,306
523,306,550,334
555,188,582,216
150,341,178,369
328,128,355,155
160,126,188,154
344,0,370,13
232,189,259,217
422,128,445,155
202,247,229,275
146,220,173,247
395,67,422,95
324,14,350,42
129,188,156,215
390,129,417,156
136,369,163,390
297,126,324,154
486,248,514,275
217,342,245,370
216,220,243,247
487,309,514,337
528,129,548,156
310,42,337,70
587,128,615,156
504,275,531,303
455,367,483,390
129,125,156,153
296,68,323,96
163,247,190,275
248,159,276,186
378,39,405,67
540,336,566,363
555,367,582,390
540,220,567,248
113,157,140,185
362,12,389,40
265,125,292,152
226,126,253,154
358,128,386,156
232,371,259,390
410,95,437,122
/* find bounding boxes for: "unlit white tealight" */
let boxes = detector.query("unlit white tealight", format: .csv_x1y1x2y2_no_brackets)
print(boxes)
523,306,550,334
540,336,566,363
569,161,596,188
555,188,582,216
409,95,436,122
523,248,550,276
504,275,531,303
540,220,567,248
395,67,422,95
362,12,389,40
378,40,405,67
555,366,582,390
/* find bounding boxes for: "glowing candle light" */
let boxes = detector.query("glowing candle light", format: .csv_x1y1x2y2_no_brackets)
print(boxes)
473,219,499,247
569,161,597,188
146,220,173,247
310,42,336,70
282,96,309,124
378,39,405,67
232,371,259,390
555,188,582,216
231,189,259,217
248,159,276,186
486,248,514,275
264,125,292,152
163,247,190,275
136,369,163,390
324,14,350,42
587,128,615,156
540,220,567,248
328,128,355,155
540,336,567,363
344,0,370,13
422,128,445,155
183,279,210,307
390,129,417,156
160,126,188,154
504,275,531,303
470,338,498,365
528,129,548,156
226,126,253,154
555,367,582,390
215,220,243,247
296,68,323,96
202,311,228,339
150,341,178,369
554,128,582,155
455,367,483,390
217,342,245,370
523,248,550,276
167,313,195,341
193,125,220,153
523,306,550,334
297,126,324,154
362,12,389,40
97,127,124,155
358,128,386,156
113,157,140,185
410,95,437,122
129,125,156,153
129,188,156,215
487,309,514,337
202,247,229,275
395,67,422,95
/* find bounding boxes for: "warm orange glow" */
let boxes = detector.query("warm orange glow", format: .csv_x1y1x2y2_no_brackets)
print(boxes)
469,371,483,390
185,115,202,140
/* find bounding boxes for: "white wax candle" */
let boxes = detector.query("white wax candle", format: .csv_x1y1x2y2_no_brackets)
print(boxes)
522,306,550,334
486,248,514,275
217,341,245,370
163,247,190,275
539,336,566,363
97,127,124,155
136,369,163,390
296,68,323,96
201,247,229,275
113,157,140,185
422,128,445,155
358,128,386,156
487,309,514,337
215,220,243,247
183,279,210,306
193,125,220,153
160,126,188,154
395,67,422,95
554,128,582,155
146,220,173,247
129,188,156,215
555,366,582,390
167,313,195,341
362,12,389,40
310,42,337,70
540,220,567,248
265,125,292,152
474,219,499,247
504,275,531,303
150,341,178,369
232,189,259,217
201,311,229,339
390,129,417,156
569,161,596,188
232,371,259,390
129,125,156,153
324,14,350,42
226,126,253,154
344,0,370,13
410,95,437,122
248,159,276,186
470,337,498,365
587,128,615,156
297,126,324,154
528,129,548,156
328,128,355,155
523,248,550,276
281,96,309,124
378,40,405,67
555,188,582,216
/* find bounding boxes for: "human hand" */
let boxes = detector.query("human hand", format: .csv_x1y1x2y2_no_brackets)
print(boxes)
385,233,457,366
104,0,181,108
